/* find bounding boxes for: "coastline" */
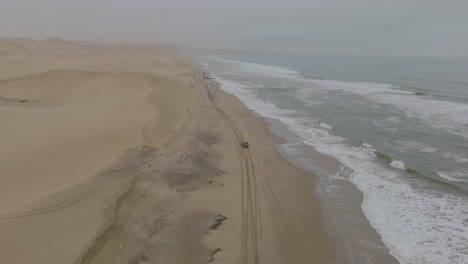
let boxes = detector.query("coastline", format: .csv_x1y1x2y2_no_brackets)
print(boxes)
200,55,402,263
201,51,468,263
208,74,398,264
201,74,335,263
262,117,399,264
79,63,336,263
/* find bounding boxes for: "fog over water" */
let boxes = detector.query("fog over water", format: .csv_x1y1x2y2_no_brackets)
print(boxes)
1,0,468,55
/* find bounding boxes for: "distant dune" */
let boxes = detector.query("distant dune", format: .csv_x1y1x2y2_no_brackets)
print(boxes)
0,39,33,56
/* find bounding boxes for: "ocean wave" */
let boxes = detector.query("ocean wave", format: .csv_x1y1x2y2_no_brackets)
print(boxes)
205,58,468,264
319,121,333,130
375,151,422,175
218,81,468,263
441,152,468,164
380,88,415,95
370,93,468,139
293,73,468,140
437,170,468,183
375,151,393,163
298,78,399,95
304,136,468,264
397,140,438,154
212,77,296,118
390,160,406,170
353,169,468,264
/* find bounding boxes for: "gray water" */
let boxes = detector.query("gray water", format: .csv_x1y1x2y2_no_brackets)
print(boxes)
201,53,468,264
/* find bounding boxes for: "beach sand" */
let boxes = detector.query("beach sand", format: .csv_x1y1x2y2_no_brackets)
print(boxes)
0,38,333,263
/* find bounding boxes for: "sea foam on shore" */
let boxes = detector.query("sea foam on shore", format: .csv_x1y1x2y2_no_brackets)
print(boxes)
202,55,468,264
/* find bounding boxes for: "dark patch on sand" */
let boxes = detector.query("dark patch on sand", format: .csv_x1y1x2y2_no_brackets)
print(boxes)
164,152,218,192
201,133,221,146
209,215,227,230
208,248,221,262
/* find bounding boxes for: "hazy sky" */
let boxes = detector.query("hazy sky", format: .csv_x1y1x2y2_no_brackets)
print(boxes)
1,0,467,55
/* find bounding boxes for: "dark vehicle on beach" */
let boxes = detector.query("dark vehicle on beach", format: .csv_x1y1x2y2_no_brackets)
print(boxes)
241,141,249,148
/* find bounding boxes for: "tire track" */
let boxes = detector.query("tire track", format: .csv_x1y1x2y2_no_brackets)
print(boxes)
0,86,220,220
199,72,262,264
199,70,299,264
250,151,299,264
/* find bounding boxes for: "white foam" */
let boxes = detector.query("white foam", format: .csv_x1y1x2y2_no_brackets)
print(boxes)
300,133,468,264
213,77,296,118
441,152,468,164
298,78,399,95
352,170,468,264
294,74,468,139
363,143,373,148
397,140,438,154
206,58,468,264
437,170,468,183
390,160,406,170
219,80,468,264
280,142,302,155
370,93,468,139
319,121,333,130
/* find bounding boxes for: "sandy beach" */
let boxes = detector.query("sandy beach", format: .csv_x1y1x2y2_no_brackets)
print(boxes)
0,38,333,264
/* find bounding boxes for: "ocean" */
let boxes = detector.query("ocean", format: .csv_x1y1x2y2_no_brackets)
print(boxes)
201,53,468,264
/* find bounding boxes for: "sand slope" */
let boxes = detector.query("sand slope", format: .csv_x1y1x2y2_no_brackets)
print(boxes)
0,38,333,264
0,38,199,263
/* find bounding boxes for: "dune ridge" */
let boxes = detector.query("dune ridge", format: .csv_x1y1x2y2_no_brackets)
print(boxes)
0,38,200,263
0,67,198,207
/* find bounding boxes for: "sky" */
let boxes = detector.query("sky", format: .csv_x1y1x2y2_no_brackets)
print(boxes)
1,0,467,55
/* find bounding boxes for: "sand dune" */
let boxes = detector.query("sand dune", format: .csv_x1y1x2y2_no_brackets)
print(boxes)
0,38,333,264
0,68,197,210
0,38,201,263
0,40,33,56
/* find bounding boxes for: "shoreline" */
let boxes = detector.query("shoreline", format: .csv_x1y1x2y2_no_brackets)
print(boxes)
200,73,335,263
201,65,398,263
202,52,468,264
81,64,336,263
266,116,398,263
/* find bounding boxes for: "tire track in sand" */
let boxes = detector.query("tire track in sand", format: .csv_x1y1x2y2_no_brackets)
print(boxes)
0,85,220,220
200,70,298,264
200,72,262,264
